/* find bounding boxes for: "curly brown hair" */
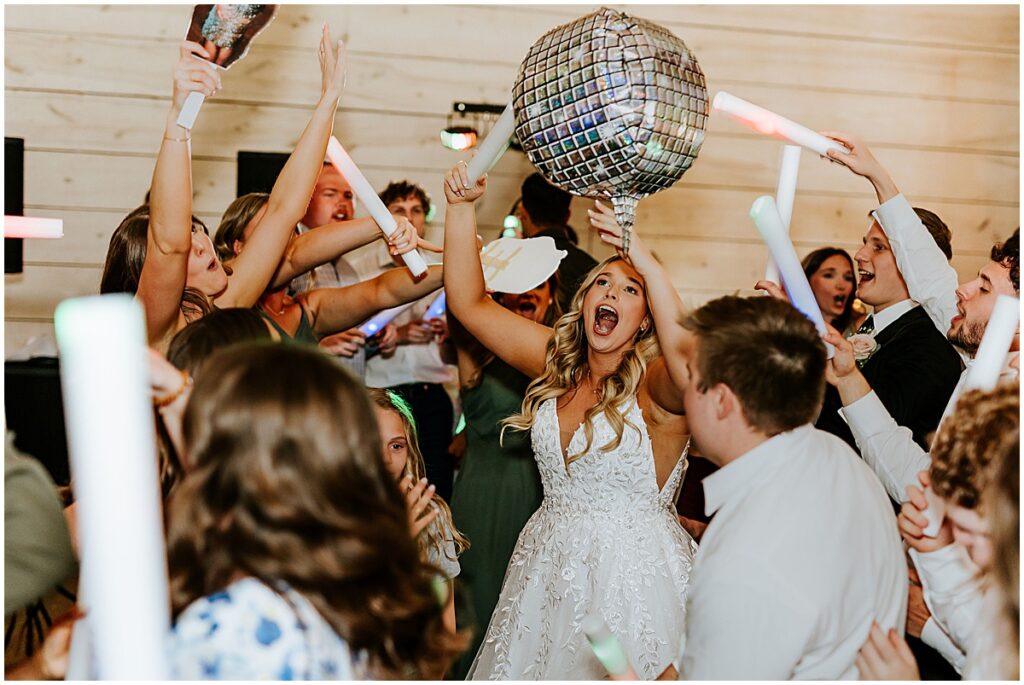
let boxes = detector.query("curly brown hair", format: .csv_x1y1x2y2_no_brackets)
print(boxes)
166,344,465,677
984,430,1019,678
930,382,1019,510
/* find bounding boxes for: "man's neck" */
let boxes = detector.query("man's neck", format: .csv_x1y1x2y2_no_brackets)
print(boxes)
707,425,773,469
870,292,911,315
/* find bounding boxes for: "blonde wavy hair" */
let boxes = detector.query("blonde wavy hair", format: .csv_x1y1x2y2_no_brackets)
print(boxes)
502,256,660,466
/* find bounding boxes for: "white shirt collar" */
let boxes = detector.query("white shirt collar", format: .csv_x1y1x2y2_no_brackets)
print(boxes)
871,298,916,334
702,425,814,517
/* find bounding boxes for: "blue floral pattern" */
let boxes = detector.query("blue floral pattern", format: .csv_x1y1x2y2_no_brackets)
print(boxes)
171,577,357,680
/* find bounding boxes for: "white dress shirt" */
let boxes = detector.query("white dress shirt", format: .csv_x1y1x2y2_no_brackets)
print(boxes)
910,543,984,654
679,425,907,680
872,193,960,353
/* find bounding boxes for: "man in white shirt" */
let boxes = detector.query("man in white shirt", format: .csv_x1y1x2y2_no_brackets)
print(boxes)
357,180,456,502
677,296,906,680
289,162,373,376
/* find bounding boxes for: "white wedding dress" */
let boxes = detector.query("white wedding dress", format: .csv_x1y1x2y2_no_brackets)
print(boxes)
468,398,697,680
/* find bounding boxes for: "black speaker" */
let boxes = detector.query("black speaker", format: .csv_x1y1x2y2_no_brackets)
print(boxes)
6,137,25,274
5,358,70,486
237,150,289,197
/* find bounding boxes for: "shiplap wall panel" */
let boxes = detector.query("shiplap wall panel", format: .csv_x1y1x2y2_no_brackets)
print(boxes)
5,4,1019,353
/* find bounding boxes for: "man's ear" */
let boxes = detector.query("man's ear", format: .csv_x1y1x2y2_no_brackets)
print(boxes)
712,382,736,422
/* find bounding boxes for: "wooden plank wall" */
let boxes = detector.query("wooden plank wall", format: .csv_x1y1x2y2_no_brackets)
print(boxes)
5,4,1019,352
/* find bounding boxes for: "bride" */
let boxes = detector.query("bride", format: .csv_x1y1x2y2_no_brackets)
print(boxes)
442,162,697,680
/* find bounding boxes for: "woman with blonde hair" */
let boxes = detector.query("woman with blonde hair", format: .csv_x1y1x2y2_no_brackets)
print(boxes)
441,163,697,680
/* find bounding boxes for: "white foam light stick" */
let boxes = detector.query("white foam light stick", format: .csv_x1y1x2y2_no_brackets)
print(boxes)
764,145,802,284
583,614,637,679
176,91,206,130
4,216,64,239
326,137,428,277
963,295,1020,392
750,196,835,358
713,91,849,157
466,102,515,185
424,289,447,320
54,294,171,679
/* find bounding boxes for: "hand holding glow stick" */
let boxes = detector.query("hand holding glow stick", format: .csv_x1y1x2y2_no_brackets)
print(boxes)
583,614,637,680
713,92,849,157
54,295,171,679
326,137,428,277
765,145,802,283
466,103,515,185
963,295,1020,392
750,196,834,358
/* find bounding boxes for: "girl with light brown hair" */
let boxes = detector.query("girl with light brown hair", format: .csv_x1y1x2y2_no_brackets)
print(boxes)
166,344,465,679
441,162,697,680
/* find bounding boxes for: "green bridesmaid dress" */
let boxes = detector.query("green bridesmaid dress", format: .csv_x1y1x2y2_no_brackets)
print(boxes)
449,359,543,679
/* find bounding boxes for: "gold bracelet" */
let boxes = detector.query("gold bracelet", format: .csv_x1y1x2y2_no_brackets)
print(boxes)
163,133,191,143
154,369,193,408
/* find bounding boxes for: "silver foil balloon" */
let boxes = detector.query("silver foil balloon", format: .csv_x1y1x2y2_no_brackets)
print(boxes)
512,7,708,247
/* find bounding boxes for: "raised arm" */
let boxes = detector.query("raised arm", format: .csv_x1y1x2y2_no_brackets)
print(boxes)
137,42,221,344
216,26,347,308
268,216,432,289
304,263,443,337
588,201,687,414
441,162,552,378
822,131,959,336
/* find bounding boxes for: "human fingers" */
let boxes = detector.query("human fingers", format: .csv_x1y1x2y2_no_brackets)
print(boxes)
917,470,931,488
898,510,925,540
180,40,212,61
906,484,929,514
417,238,444,253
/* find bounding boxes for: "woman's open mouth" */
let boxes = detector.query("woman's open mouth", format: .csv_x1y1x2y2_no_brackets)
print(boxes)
593,304,619,336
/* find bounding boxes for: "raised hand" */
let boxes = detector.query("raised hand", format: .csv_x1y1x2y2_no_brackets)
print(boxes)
443,161,487,204
856,622,919,680
385,217,443,257
400,319,436,345
753,279,789,302
823,327,857,385
318,23,347,101
587,200,654,269
819,130,898,203
172,41,221,111
401,474,439,537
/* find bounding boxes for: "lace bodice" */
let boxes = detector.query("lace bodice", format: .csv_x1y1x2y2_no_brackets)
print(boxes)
531,398,686,519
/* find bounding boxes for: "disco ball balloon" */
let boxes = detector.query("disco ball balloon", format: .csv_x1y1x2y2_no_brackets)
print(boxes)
512,7,708,240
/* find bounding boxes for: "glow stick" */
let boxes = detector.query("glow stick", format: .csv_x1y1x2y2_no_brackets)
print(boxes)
750,196,834,358
54,295,171,679
921,486,947,538
176,91,205,130
713,92,849,157
326,137,428,277
4,216,64,239
423,290,447,320
963,295,1019,392
65,617,94,679
583,614,637,679
764,145,801,283
359,302,416,337
466,103,515,185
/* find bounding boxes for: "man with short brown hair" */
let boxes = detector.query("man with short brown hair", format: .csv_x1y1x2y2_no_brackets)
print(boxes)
677,296,905,680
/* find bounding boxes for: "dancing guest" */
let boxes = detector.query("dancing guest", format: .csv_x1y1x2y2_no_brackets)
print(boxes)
370,389,468,636
288,162,377,372
446,274,561,679
443,163,696,680
801,247,858,334
518,172,597,308
358,181,459,503
767,150,963,448
101,30,345,352
673,296,906,679
166,345,465,679
857,383,1019,680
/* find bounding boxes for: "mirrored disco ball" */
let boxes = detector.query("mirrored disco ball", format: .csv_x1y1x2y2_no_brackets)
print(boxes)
513,7,708,232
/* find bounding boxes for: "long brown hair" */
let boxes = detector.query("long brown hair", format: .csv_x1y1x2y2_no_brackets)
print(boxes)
368,389,469,563
100,204,213,322
503,257,659,465
213,192,270,261
166,344,465,677
984,426,1019,679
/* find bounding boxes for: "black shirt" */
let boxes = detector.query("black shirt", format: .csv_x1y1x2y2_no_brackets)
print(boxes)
534,225,598,310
